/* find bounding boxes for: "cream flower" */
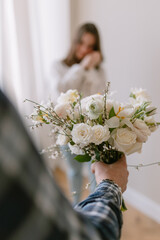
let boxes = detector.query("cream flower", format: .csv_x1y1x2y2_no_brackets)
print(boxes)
91,125,110,144
130,88,151,105
54,103,71,119
57,89,79,104
133,119,151,142
106,99,120,115
68,143,85,155
146,106,157,116
56,134,70,146
117,104,135,118
106,100,134,119
112,128,142,155
71,123,93,146
106,116,120,128
145,116,157,132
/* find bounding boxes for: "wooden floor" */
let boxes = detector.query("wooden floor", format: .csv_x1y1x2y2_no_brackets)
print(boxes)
53,168,160,240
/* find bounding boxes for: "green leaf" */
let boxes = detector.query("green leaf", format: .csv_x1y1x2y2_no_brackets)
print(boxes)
91,159,96,164
109,128,115,133
74,154,91,162
121,198,127,212
98,114,103,125
70,140,75,146
109,107,116,118
129,93,136,99
146,107,157,116
95,149,100,161
72,101,77,107
80,114,84,122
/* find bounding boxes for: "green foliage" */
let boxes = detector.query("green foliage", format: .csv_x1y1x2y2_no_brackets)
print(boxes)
98,114,103,125
121,198,128,212
72,101,77,107
69,140,75,146
74,154,91,162
80,114,84,122
129,93,136,99
95,149,100,161
109,107,116,118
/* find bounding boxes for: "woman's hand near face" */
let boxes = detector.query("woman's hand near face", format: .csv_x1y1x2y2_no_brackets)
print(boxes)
81,51,102,70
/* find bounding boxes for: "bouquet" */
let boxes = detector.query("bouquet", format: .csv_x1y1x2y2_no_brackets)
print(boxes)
25,83,160,165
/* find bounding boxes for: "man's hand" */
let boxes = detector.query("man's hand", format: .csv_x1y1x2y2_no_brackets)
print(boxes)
91,155,129,193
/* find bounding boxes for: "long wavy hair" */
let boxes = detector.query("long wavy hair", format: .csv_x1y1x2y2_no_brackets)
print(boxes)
63,23,103,67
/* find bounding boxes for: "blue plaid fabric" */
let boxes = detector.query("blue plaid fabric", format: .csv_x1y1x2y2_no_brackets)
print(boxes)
0,90,122,240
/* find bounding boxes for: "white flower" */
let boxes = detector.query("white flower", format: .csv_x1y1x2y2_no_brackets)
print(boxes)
68,143,85,155
106,116,120,128
117,104,135,118
106,100,134,119
32,115,44,123
106,99,120,115
146,106,157,116
112,128,142,155
54,103,70,119
85,98,104,120
130,88,151,104
81,94,104,117
71,123,93,146
57,89,79,104
133,119,151,142
145,116,157,132
56,133,70,146
66,107,80,120
91,125,110,144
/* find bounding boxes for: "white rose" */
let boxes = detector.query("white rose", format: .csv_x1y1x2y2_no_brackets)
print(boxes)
57,89,79,104
71,123,93,146
85,98,104,120
54,103,71,119
91,125,110,145
133,119,151,142
68,143,85,155
81,94,104,115
112,128,142,155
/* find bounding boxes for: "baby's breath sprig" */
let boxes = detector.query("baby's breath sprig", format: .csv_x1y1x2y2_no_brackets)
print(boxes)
103,81,110,119
128,161,160,170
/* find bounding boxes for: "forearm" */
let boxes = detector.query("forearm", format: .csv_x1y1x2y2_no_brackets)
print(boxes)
75,180,123,240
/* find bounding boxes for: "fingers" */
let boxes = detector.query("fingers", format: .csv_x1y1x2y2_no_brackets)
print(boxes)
82,51,101,69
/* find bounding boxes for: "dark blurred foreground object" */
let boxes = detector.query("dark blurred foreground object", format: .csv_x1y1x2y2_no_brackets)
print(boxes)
0,89,122,240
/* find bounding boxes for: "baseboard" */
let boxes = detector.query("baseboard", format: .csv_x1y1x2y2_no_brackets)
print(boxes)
123,187,160,224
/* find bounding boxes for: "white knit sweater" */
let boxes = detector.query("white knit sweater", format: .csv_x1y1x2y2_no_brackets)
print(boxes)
48,61,107,102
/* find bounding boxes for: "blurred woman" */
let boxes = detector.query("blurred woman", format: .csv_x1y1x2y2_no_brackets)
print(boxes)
50,23,106,205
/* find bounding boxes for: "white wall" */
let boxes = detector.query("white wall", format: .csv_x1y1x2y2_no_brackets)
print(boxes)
71,0,160,206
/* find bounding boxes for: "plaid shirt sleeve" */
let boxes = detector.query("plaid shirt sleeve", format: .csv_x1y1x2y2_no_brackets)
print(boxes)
75,180,123,240
0,90,122,240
